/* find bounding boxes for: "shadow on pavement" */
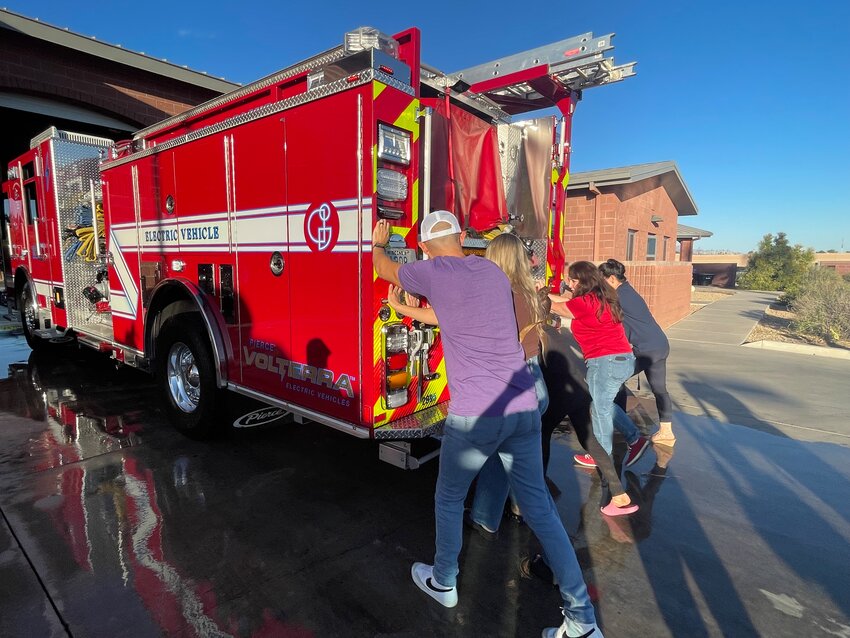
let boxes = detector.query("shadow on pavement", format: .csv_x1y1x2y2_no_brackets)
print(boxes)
679,378,850,621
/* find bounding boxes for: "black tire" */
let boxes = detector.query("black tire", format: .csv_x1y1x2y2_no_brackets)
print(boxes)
156,315,223,439
18,282,46,350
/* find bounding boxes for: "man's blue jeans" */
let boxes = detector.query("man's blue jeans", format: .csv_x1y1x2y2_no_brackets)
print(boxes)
434,410,596,626
587,353,636,454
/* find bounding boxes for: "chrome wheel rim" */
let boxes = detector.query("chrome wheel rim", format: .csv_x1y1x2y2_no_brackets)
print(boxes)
22,287,38,334
167,342,200,413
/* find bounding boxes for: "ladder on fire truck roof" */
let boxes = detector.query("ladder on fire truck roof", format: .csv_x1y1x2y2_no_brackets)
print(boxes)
428,32,635,117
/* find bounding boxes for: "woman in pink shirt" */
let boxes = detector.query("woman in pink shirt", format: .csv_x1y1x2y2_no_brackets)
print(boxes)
549,261,638,516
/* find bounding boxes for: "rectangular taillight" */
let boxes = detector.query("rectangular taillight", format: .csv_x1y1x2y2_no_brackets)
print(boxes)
383,323,410,409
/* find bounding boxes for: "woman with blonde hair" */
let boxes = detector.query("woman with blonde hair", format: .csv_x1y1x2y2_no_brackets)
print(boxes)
463,232,550,537
483,232,549,414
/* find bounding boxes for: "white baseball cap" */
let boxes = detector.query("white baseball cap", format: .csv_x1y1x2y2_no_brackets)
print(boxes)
420,210,462,242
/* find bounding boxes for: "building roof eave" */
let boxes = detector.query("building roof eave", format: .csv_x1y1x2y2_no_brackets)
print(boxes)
676,223,713,240
0,8,240,94
568,160,699,216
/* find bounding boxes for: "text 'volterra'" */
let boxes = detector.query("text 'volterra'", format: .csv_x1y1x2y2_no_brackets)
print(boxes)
244,348,354,397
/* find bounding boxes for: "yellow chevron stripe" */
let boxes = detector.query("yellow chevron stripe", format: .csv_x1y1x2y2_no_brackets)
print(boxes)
561,169,570,190
414,355,447,411
373,322,389,420
374,82,387,100
393,99,420,142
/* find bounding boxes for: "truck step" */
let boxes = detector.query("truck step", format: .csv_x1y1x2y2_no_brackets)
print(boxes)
374,402,448,440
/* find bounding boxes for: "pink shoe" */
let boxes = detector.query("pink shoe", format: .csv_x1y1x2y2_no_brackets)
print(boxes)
574,453,596,468
600,501,639,517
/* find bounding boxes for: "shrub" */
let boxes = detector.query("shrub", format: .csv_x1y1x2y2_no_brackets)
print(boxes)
791,268,850,343
738,232,814,297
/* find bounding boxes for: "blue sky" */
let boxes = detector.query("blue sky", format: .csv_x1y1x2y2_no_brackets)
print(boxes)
7,0,849,252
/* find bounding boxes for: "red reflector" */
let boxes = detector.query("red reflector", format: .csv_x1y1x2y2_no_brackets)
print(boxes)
347,73,361,83
563,48,580,57
378,65,394,75
387,352,408,370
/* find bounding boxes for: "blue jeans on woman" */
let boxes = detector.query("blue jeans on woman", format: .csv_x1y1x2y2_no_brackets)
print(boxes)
435,409,596,627
471,356,548,527
587,352,636,454
527,355,550,415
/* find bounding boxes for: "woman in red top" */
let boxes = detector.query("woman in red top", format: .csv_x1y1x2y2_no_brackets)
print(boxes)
549,261,638,515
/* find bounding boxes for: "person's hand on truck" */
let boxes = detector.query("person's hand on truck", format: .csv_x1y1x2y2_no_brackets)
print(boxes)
373,219,391,247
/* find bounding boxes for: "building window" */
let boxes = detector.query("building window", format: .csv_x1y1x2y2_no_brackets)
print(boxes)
663,236,670,261
646,234,657,261
626,229,636,260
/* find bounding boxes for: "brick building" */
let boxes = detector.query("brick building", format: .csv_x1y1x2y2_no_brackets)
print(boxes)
0,8,238,175
564,161,700,328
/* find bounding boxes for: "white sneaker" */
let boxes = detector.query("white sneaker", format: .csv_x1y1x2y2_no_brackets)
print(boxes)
411,562,458,608
541,618,604,638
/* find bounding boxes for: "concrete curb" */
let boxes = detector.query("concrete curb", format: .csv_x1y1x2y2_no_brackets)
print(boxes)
742,340,850,360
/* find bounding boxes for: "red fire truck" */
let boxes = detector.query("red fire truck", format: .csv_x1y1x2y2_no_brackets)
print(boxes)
1,27,633,466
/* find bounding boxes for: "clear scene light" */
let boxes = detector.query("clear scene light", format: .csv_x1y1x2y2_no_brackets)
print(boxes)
377,168,408,202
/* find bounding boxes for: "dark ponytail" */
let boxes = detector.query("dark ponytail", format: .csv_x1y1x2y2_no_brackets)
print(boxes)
599,258,627,282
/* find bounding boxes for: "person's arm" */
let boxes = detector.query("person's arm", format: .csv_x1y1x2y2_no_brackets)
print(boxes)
548,292,575,319
372,219,401,287
387,284,439,325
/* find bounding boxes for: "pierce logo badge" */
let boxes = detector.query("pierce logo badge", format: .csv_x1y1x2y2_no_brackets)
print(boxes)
233,406,289,429
304,202,339,252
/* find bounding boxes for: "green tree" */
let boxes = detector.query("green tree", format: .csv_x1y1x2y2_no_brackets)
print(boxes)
738,232,814,298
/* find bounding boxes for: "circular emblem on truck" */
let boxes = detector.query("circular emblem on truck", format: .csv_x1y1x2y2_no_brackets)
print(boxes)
304,202,340,252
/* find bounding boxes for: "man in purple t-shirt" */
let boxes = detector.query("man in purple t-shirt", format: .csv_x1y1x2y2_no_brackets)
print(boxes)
372,211,602,638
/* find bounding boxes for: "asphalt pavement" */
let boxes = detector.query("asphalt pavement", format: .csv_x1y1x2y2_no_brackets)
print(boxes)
0,299,848,638
659,290,850,445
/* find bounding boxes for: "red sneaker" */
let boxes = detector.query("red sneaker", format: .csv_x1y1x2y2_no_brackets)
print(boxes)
625,436,650,467
573,453,596,468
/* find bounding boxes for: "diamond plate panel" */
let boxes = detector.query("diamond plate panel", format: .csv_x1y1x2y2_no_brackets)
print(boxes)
49,136,113,335
497,122,524,211
374,401,448,439
530,239,548,282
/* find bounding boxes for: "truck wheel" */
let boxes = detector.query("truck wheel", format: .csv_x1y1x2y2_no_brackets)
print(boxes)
18,282,45,350
157,316,222,439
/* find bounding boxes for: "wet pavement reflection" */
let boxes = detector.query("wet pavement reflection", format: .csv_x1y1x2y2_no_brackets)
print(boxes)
0,344,848,637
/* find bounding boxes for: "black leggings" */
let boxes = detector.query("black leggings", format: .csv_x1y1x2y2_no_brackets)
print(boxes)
542,401,625,498
615,347,672,422
539,325,625,498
